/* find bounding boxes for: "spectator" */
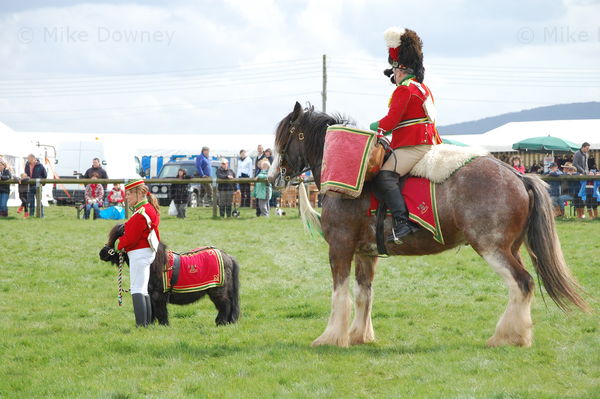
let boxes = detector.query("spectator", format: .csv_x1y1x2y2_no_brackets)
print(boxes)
170,168,190,219
263,148,274,165
84,173,104,220
107,183,125,206
254,144,265,176
253,160,272,217
528,163,543,174
573,142,590,175
579,170,599,219
509,156,526,174
236,149,253,207
24,154,47,217
588,156,597,171
17,173,30,218
262,148,278,207
83,157,109,195
0,158,12,218
195,146,212,206
545,163,566,216
562,162,584,218
216,159,236,218
254,145,267,216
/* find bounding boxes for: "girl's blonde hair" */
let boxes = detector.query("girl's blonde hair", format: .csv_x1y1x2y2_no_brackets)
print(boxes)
128,184,160,213
260,159,271,170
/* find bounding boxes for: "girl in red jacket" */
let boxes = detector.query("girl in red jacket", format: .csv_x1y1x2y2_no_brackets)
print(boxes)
116,179,161,327
370,27,442,243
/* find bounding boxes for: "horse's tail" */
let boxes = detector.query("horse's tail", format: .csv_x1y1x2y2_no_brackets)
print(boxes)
298,182,323,238
522,174,590,312
228,255,241,323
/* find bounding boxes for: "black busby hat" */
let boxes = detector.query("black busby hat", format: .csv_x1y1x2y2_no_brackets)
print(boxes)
383,27,425,83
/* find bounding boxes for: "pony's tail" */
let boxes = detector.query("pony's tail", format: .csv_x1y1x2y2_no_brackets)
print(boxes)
147,193,161,214
522,174,590,312
228,255,240,323
298,183,323,238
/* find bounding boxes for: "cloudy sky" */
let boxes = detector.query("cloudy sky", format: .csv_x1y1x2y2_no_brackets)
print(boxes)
0,0,598,135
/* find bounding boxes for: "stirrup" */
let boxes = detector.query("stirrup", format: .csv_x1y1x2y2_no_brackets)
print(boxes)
387,220,417,244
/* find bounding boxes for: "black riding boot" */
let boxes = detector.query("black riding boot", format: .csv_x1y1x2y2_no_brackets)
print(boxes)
144,295,152,325
374,170,417,243
132,293,148,327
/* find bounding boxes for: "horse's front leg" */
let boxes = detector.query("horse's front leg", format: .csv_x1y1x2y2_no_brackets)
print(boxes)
349,254,377,345
312,248,353,348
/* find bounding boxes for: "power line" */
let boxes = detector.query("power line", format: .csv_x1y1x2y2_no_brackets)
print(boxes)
0,74,322,98
2,91,320,121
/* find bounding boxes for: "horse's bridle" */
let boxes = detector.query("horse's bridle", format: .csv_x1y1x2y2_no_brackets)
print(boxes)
278,120,311,182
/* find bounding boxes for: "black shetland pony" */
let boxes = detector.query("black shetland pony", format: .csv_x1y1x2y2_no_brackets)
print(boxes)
99,224,240,326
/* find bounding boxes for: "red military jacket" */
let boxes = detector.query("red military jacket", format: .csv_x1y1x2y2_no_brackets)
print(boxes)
371,75,442,149
117,199,160,252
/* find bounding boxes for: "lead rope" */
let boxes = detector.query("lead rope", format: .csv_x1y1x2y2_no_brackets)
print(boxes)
117,251,129,306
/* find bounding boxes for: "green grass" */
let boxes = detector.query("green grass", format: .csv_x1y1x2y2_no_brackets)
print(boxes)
0,206,598,399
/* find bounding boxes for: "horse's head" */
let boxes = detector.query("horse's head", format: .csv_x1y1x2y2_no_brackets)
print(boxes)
99,223,126,265
269,101,310,188
269,102,355,189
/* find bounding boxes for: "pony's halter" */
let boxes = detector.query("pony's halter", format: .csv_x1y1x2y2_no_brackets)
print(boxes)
278,121,310,182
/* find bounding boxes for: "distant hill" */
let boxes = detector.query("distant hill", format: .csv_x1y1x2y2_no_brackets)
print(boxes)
438,102,600,135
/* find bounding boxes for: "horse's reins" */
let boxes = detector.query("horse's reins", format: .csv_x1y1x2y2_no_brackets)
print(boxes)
106,246,129,306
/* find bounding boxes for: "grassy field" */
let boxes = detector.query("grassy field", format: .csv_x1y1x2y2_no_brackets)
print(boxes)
0,206,598,399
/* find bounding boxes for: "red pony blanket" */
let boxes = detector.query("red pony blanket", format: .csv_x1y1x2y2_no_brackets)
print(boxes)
369,177,444,244
163,247,225,293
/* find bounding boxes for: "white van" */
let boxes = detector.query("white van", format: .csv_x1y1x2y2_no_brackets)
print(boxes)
53,140,142,205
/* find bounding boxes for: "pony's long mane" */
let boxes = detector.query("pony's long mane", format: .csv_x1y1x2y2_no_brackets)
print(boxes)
107,224,123,247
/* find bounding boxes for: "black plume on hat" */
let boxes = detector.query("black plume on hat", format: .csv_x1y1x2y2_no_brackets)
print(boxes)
384,27,425,83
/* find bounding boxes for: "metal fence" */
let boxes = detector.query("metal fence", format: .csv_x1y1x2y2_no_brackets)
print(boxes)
0,177,266,218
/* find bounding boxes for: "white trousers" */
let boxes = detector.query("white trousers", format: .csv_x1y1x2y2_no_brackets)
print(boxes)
128,248,156,295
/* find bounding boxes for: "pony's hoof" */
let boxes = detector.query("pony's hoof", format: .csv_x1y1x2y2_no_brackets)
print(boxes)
311,332,349,348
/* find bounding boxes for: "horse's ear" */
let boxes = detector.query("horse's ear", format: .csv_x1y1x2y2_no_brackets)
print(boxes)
291,101,303,123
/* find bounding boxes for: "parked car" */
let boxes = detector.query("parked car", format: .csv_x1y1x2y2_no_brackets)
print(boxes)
148,160,205,207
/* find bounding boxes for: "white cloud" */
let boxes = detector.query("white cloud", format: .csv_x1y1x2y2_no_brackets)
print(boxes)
0,0,598,136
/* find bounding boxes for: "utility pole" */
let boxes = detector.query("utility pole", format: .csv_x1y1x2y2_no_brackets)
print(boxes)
321,54,327,113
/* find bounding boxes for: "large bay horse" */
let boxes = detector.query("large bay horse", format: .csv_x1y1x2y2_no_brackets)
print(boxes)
269,102,589,348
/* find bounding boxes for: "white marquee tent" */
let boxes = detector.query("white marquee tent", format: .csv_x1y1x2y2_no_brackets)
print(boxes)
442,119,600,152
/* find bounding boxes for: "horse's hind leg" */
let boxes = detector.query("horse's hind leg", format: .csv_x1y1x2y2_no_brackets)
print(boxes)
151,292,169,325
208,289,231,326
482,249,534,347
312,248,353,347
349,254,377,345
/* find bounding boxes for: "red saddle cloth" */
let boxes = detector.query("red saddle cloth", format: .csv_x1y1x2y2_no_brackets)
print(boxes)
163,247,225,293
369,177,444,244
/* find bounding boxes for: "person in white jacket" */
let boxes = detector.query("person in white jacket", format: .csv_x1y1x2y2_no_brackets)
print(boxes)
236,149,253,207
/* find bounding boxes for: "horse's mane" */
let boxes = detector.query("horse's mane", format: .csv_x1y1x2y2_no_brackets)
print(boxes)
107,224,123,246
275,105,356,162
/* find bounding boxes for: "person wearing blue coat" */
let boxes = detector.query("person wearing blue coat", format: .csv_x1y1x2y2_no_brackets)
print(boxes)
195,146,212,177
578,172,600,219
195,146,212,206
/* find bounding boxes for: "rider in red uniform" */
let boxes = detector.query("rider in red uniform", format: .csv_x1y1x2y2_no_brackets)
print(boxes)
370,27,441,243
